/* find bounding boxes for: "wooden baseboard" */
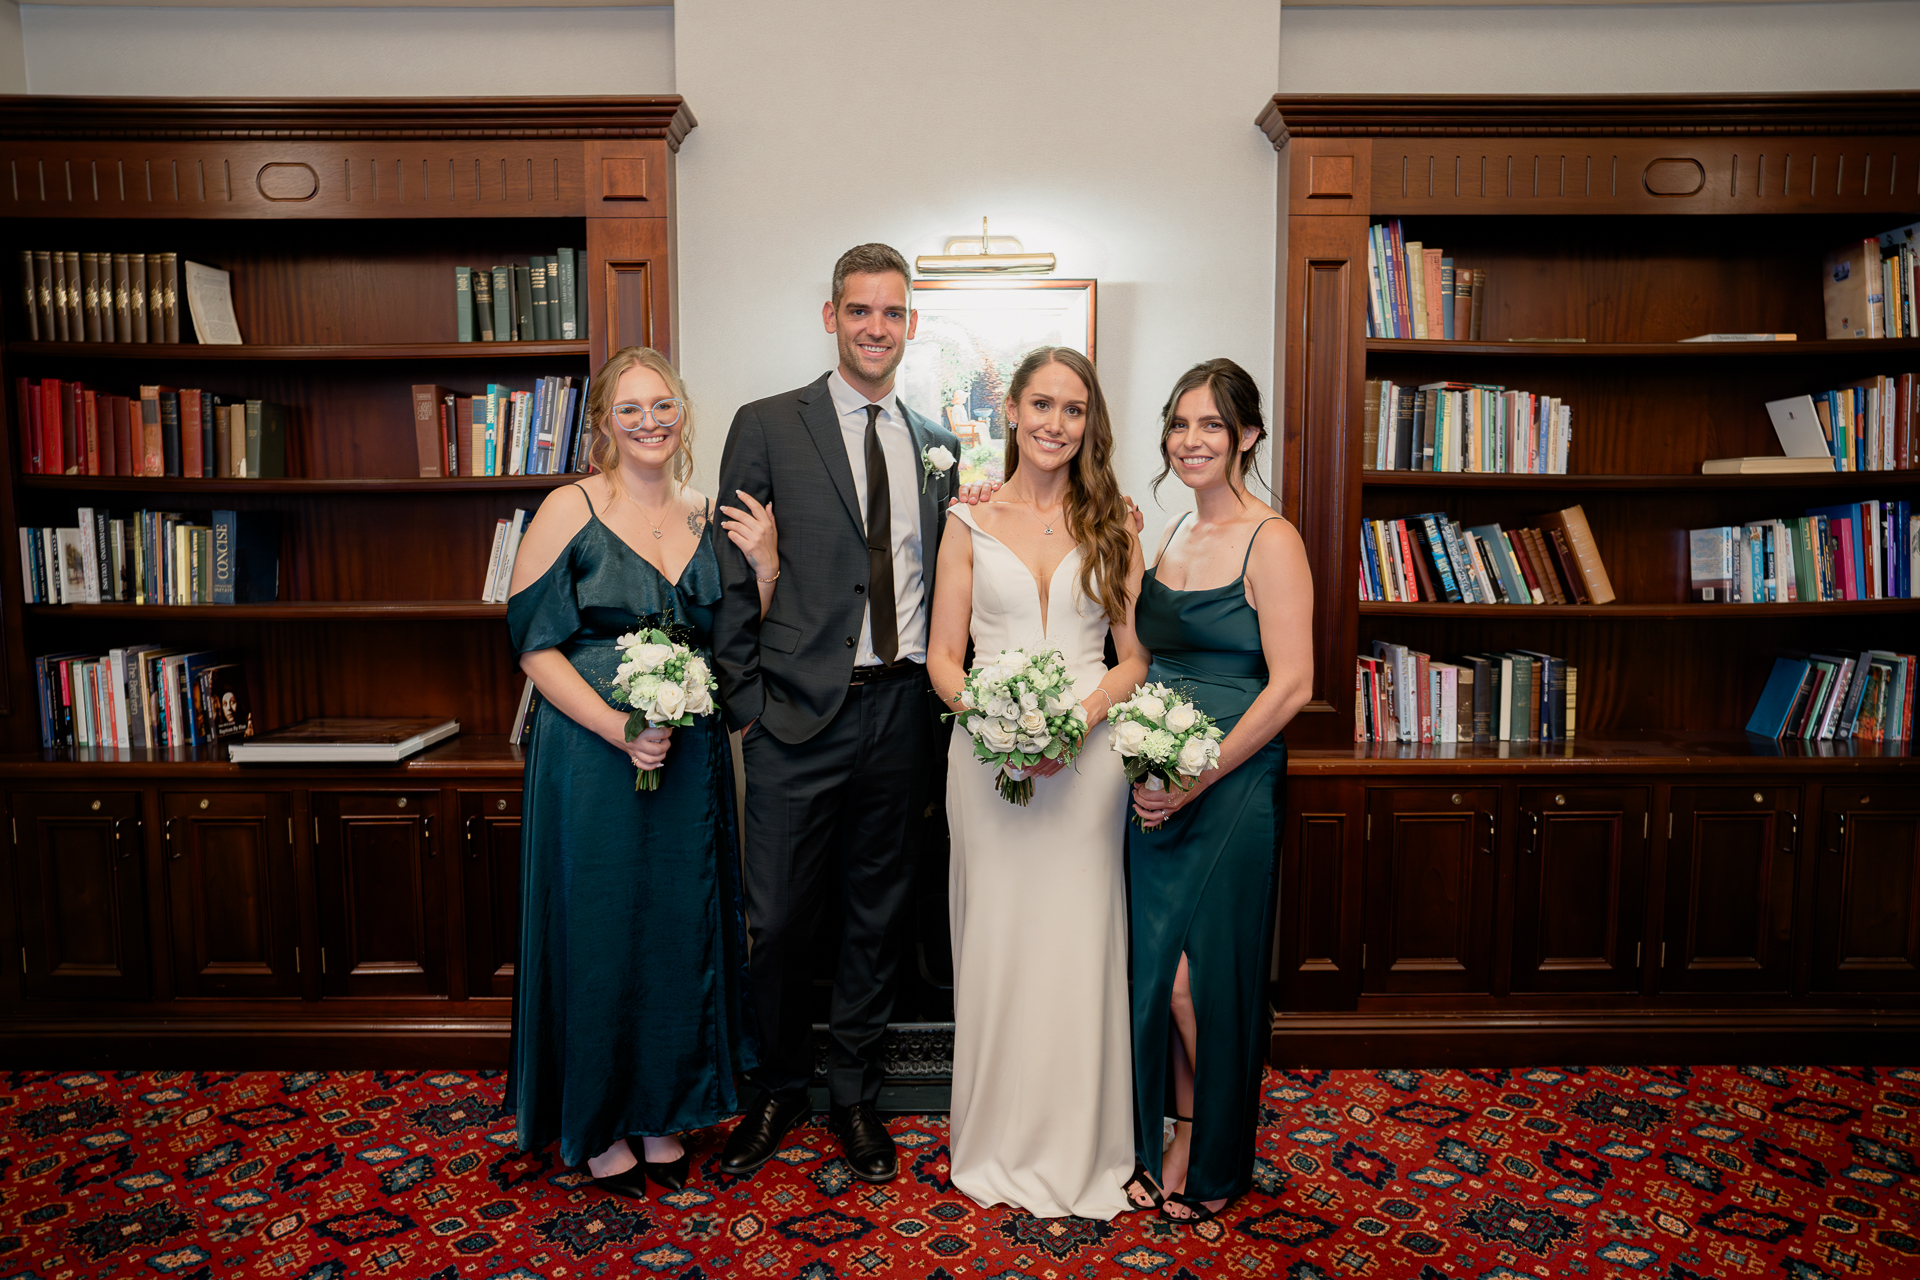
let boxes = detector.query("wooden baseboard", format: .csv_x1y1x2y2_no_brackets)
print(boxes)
0,1018,513,1069
1269,1009,1920,1067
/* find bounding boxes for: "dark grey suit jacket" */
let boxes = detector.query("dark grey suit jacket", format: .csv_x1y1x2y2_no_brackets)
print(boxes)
713,372,962,743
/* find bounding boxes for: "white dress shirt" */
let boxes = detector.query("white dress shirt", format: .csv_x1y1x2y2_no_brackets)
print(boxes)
827,369,927,666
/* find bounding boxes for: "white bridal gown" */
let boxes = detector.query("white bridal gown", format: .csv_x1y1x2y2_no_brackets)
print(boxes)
945,505,1133,1221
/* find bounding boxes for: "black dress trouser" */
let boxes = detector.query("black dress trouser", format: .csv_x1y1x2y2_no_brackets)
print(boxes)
740,672,933,1107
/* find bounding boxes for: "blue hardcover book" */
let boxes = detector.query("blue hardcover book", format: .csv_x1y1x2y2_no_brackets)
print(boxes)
1746,657,1811,738
523,378,548,475
1416,515,1463,601
1467,523,1527,605
211,511,236,605
1809,503,1867,599
1440,257,1455,340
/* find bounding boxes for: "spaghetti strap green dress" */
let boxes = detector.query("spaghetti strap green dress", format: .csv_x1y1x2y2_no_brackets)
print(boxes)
506,486,754,1167
1128,514,1286,1203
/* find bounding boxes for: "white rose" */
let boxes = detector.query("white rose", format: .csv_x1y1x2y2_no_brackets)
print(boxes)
925,445,956,472
652,681,687,719
1044,693,1074,715
986,696,1016,720
964,716,985,737
1017,736,1049,754
978,720,1017,753
954,686,975,710
1018,708,1047,735
632,643,676,674
1132,694,1167,723
998,650,1029,675
684,655,711,686
1142,728,1177,761
1112,720,1149,756
682,683,713,716
1019,690,1040,712
1164,702,1198,734
1072,705,1089,724
1176,737,1212,776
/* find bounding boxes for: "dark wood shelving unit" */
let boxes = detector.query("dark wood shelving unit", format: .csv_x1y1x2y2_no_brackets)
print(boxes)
0,96,689,1065
1265,92,1920,1066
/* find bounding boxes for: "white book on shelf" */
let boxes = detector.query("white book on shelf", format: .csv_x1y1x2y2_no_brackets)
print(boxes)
492,509,531,603
480,518,509,603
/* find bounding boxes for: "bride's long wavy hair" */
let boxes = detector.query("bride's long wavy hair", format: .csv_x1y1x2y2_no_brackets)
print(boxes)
1001,346,1134,625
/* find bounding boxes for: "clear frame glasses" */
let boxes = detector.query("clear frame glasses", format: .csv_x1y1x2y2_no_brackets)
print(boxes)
610,399,686,432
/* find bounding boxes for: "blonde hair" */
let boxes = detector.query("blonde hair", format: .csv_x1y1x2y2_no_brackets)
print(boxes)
586,346,694,485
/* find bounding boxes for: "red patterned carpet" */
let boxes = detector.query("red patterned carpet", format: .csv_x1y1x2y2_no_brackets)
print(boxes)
1,1064,1916,1279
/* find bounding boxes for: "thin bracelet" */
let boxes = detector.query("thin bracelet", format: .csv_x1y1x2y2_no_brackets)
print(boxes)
1093,688,1113,714
755,570,781,583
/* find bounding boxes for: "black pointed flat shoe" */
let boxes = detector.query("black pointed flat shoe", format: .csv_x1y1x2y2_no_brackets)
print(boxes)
591,1165,650,1200
643,1149,691,1191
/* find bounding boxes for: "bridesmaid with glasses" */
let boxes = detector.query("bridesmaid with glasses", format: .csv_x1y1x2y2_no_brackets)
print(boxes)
504,346,775,1199
1123,358,1313,1225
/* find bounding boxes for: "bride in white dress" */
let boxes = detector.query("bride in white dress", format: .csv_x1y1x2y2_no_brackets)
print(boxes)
927,347,1148,1220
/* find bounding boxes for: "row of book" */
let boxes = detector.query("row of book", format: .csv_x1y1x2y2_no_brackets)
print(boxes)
1823,222,1916,340
454,254,586,343
1364,221,1488,342
1747,652,1913,742
1688,501,1916,604
18,250,182,344
1363,378,1572,473
1765,376,1915,473
1359,642,1576,743
1359,504,1618,606
481,510,532,603
15,379,288,478
19,509,280,606
413,379,592,478
34,647,253,751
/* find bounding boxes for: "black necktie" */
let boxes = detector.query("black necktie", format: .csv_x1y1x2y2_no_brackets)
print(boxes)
863,403,898,665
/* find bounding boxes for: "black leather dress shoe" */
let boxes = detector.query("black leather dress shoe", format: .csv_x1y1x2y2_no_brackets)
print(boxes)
718,1092,810,1177
828,1102,898,1182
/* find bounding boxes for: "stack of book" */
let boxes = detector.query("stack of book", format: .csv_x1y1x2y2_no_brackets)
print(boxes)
416,379,590,478
33,646,251,750
1824,221,1917,340
1358,641,1576,743
18,250,182,343
481,510,531,603
1764,379,1915,472
1689,501,1915,603
1359,504,1616,605
14,379,287,478
19,508,279,606
1364,377,1572,473
1746,652,1913,742
455,252,587,343
1364,220,1487,340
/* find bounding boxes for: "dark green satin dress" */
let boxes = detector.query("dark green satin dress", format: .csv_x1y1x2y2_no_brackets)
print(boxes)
506,488,753,1166
1128,515,1286,1203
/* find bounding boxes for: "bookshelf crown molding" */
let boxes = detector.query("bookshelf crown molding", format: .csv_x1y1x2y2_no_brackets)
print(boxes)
1261,92,1920,148
0,96,697,150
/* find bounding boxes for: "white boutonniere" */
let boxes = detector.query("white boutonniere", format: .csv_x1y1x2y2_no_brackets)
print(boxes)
921,444,956,493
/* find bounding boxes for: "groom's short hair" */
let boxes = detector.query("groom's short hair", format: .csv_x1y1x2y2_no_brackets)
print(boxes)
832,243,912,305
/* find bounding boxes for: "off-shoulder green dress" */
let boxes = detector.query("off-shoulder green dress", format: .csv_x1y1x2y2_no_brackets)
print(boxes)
1128,514,1286,1203
505,486,753,1166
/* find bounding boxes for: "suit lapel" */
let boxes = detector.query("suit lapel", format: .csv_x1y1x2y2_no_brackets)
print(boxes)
799,377,863,534
901,399,940,552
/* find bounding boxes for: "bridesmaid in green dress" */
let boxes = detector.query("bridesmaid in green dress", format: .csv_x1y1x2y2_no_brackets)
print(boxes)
506,347,775,1198
1123,359,1314,1224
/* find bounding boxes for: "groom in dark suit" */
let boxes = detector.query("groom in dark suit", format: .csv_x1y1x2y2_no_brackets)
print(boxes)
713,243,961,1182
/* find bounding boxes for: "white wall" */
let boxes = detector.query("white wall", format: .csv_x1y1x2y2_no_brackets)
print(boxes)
19,4,673,96
1279,2,1920,93
673,0,1283,521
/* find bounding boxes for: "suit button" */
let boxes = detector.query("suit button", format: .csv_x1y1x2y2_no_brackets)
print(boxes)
845,636,855,647
854,584,865,594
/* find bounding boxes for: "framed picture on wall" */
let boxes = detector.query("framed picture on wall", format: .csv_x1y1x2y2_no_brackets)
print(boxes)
897,278,1095,483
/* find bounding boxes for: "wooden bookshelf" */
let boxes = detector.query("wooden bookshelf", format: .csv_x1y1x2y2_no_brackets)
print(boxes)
1263,93,1920,1064
0,97,688,1064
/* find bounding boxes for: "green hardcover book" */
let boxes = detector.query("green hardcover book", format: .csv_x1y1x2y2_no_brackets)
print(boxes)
490,266,512,344
556,248,577,340
575,249,588,340
455,266,474,342
1505,652,1534,741
244,400,288,479
159,390,183,477
474,267,496,342
530,256,551,341
513,263,533,341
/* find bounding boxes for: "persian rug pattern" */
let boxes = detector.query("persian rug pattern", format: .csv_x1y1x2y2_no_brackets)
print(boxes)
1,1064,1916,1279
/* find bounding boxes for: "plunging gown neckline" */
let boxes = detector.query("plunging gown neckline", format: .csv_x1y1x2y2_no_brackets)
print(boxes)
956,505,1080,635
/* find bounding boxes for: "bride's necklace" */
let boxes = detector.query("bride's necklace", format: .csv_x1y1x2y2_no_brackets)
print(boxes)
1006,498,1065,536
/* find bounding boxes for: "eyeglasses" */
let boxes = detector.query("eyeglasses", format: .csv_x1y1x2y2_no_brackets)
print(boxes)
610,399,686,432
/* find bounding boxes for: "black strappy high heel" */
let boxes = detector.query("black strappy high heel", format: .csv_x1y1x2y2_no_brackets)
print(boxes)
1160,1191,1231,1225
1122,1162,1165,1211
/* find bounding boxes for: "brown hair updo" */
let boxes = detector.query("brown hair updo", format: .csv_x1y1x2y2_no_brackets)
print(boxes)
585,346,695,486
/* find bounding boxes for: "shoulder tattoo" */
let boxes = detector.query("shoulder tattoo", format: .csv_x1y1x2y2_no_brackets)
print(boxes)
687,508,709,535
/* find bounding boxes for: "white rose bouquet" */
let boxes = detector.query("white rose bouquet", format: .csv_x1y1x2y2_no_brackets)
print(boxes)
1109,682,1224,829
949,645,1089,806
609,623,718,791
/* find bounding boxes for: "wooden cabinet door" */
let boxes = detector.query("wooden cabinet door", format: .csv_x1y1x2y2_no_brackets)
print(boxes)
1662,785,1799,993
459,789,521,999
1513,786,1649,993
1812,785,1920,993
312,790,446,998
1363,786,1499,994
162,791,299,998
1279,779,1364,1011
10,790,148,1000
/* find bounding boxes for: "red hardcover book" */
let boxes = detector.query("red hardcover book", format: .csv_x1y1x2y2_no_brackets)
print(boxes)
63,381,82,475
1899,372,1914,470
181,389,203,478
37,379,62,475
138,385,164,476
82,388,100,475
111,396,134,476
15,377,37,474
455,397,477,476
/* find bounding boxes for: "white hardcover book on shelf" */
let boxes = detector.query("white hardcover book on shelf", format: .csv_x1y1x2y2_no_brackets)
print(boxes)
228,718,460,764
492,510,530,602
480,519,509,603
1765,395,1834,459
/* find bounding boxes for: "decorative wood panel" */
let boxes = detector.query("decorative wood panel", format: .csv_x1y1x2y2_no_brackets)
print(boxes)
459,788,520,1000
162,790,298,998
1279,780,1363,1011
1812,785,1920,992
1511,785,1648,992
584,215,670,365
10,790,146,1000
312,790,446,998
1363,786,1498,994
1663,785,1799,993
